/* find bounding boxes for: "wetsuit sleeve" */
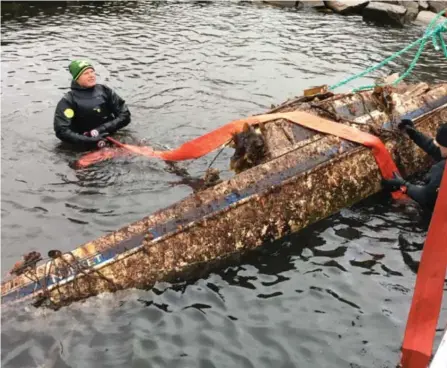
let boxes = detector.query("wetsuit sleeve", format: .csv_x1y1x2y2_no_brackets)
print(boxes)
406,127,442,161
405,161,444,210
96,87,131,135
54,97,100,145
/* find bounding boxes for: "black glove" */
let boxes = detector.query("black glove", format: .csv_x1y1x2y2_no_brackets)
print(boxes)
397,119,414,132
97,140,107,148
95,125,109,135
85,133,108,141
94,133,109,148
381,171,407,192
81,133,108,148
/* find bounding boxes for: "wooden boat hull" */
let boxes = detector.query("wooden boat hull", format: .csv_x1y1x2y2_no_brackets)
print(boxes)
2,82,447,308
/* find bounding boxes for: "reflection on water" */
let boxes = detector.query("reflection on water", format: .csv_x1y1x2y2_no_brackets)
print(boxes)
1,1,447,367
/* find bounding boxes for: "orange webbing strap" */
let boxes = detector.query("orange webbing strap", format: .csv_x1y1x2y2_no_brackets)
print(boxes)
156,111,406,199
400,163,447,368
75,147,131,169
76,114,278,168
278,111,406,200
76,111,405,199
151,114,282,161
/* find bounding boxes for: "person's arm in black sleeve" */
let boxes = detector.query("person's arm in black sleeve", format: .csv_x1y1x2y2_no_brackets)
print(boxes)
406,181,438,210
381,165,441,210
54,98,103,145
406,128,442,161
399,119,442,161
405,162,444,210
96,87,131,135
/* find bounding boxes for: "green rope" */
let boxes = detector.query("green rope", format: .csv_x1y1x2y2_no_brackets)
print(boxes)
440,33,447,56
329,10,447,92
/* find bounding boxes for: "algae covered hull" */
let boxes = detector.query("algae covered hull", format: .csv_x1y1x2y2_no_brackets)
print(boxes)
2,82,447,309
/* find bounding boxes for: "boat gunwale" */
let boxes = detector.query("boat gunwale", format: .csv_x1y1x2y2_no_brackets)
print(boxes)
2,89,447,306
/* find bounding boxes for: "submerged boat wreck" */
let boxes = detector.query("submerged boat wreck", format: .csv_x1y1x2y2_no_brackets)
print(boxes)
2,80,447,309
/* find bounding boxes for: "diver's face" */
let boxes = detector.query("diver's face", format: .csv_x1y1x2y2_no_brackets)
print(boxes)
77,68,96,88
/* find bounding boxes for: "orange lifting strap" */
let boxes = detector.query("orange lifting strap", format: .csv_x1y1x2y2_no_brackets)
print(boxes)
400,162,447,368
77,111,405,199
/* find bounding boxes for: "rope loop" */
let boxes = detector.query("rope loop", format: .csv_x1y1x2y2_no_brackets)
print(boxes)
329,10,447,92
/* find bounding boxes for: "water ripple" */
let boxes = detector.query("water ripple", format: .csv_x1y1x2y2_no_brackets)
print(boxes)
2,1,447,367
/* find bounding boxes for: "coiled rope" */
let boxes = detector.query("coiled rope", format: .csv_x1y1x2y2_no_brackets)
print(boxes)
329,10,447,92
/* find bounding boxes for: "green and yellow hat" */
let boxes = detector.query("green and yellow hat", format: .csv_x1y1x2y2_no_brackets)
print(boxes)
68,60,94,80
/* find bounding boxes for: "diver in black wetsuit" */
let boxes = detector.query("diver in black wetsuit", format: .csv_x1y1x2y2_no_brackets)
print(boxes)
382,120,447,211
54,60,131,148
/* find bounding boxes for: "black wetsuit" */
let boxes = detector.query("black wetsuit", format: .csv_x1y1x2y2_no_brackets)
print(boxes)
405,127,446,211
54,81,131,146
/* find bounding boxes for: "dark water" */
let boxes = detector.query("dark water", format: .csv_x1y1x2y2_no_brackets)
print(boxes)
1,1,447,367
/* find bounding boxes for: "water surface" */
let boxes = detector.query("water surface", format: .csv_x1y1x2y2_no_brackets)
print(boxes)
2,2,447,367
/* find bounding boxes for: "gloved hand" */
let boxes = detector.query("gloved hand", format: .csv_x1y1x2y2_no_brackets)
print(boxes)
381,171,407,192
84,129,106,137
90,129,99,137
82,133,108,146
397,119,415,132
97,140,107,148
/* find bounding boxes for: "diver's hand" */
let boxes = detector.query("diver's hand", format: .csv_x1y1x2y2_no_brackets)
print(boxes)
97,140,107,148
397,119,415,132
82,133,108,147
83,130,106,138
90,129,99,137
381,171,406,192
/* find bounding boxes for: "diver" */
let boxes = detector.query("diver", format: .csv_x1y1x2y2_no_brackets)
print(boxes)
53,60,131,148
381,120,447,211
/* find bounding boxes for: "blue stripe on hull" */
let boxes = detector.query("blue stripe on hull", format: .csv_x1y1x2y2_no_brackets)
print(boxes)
3,95,447,305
